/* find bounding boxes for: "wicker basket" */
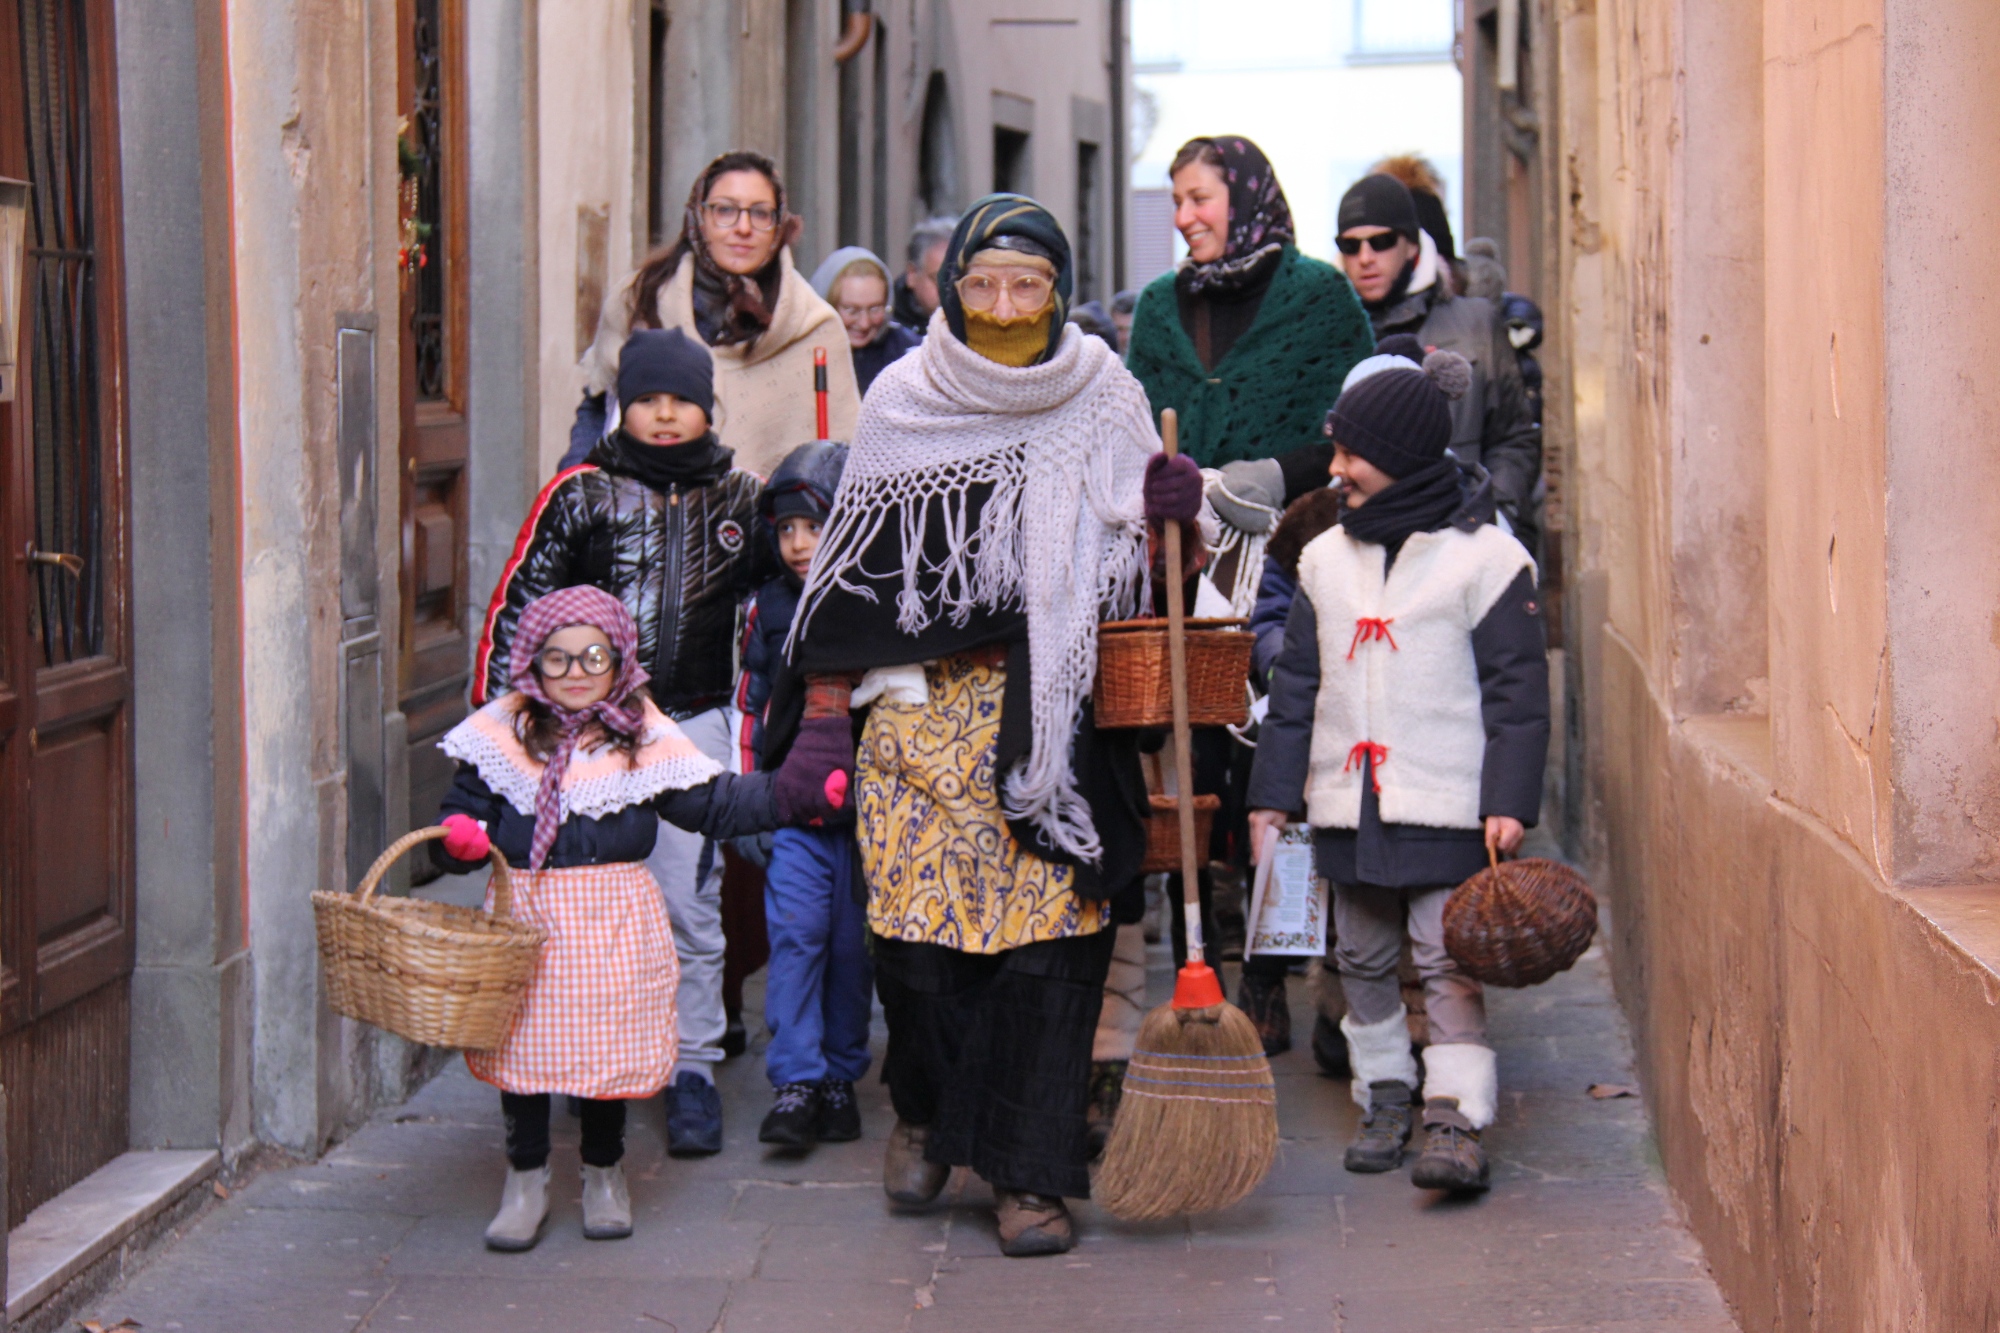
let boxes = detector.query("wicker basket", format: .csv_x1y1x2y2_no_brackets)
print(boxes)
1094,618,1254,729
1141,793,1222,874
313,827,547,1050
1442,852,1598,988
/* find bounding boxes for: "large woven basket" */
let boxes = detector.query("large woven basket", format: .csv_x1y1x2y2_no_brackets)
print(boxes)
1443,851,1598,988
1094,618,1253,729
313,827,546,1050
1140,792,1221,874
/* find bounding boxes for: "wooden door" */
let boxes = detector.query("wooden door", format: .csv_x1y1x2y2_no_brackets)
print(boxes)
397,0,470,847
0,0,135,1225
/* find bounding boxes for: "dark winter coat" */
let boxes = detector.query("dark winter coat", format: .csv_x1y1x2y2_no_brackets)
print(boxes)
475,443,765,717
735,576,800,772
1367,282,1541,537
1250,487,1349,681
852,321,923,394
429,761,779,875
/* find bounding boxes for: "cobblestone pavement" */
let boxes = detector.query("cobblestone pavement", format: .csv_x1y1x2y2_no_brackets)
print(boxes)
79,909,1737,1332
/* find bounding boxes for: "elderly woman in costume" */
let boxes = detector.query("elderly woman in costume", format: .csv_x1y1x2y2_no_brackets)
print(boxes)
785,196,1205,1257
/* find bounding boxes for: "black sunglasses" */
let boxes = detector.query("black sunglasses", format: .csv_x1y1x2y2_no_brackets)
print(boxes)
1336,232,1406,256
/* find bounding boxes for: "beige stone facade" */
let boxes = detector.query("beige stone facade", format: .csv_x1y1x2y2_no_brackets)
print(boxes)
1507,0,2000,1323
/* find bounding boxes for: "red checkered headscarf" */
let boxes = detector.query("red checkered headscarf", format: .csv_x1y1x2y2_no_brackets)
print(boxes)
508,586,652,869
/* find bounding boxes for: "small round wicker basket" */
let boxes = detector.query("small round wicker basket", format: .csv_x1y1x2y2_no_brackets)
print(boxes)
312,826,546,1050
1443,850,1598,988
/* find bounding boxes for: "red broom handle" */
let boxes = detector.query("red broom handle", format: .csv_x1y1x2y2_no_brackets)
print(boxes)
1160,410,1204,965
814,346,829,438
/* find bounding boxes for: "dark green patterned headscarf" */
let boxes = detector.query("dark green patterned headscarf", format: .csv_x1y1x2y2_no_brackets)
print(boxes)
936,193,1073,365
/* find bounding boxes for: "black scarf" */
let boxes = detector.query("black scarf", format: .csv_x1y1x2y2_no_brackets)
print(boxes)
1339,460,1491,555
589,430,733,493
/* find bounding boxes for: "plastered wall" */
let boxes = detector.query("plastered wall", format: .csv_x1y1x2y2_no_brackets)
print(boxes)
1557,0,2000,1323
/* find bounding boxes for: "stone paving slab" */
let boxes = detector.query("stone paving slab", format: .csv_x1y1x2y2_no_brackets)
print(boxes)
77,914,1738,1332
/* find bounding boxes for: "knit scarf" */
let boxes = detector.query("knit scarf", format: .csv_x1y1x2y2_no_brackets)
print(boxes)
508,587,652,869
1179,137,1296,297
790,313,1156,862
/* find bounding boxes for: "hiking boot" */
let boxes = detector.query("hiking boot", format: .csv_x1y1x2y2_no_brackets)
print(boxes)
758,1081,820,1149
580,1163,633,1240
1343,1080,1415,1173
1311,1012,1351,1078
664,1071,724,1158
993,1188,1075,1257
1237,971,1293,1056
1084,1060,1127,1160
484,1164,551,1252
816,1079,862,1142
1411,1098,1490,1193
883,1119,949,1208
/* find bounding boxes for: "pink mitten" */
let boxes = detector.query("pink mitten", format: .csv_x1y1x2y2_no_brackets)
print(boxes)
440,813,490,862
825,769,849,811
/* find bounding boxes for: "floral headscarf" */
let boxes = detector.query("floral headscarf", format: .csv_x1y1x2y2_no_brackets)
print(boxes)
1178,136,1297,297
508,586,651,869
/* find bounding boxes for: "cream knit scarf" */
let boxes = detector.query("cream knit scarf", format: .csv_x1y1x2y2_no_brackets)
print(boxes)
792,313,1158,862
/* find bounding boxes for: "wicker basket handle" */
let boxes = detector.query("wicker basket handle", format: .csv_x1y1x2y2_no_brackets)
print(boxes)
355,826,516,919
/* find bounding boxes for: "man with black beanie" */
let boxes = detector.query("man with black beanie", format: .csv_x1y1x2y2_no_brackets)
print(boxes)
476,325,768,1160
1335,172,1542,556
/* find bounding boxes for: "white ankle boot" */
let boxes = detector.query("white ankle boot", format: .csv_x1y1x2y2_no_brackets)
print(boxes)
580,1163,632,1240
485,1164,551,1251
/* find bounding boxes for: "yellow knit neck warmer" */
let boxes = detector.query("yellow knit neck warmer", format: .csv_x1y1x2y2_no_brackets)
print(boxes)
963,310,1050,367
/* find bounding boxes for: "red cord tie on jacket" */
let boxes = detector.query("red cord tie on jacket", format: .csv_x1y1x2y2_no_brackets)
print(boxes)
1345,741,1389,793
1346,617,1398,660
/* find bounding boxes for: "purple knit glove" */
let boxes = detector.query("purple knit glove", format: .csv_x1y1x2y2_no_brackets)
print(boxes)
774,716,857,826
1143,453,1204,526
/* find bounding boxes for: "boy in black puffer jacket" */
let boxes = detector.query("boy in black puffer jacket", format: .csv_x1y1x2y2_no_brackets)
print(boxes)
733,441,871,1150
475,328,767,1158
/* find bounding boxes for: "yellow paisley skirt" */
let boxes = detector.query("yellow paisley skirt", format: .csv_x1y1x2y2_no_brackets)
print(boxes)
858,655,1111,954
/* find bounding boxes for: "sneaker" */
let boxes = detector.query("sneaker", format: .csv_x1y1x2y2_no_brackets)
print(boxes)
1310,1012,1351,1078
1236,971,1293,1056
993,1188,1075,1257
580,1163,633,1240
816,1079,862,1142
1411,1098,1490,1193
484,1165,551,1251
664,1071,724,1157
1084,1060,1127,1160
1343,1080,1415,1173
883,1119,949,1208
758,1081,821,1149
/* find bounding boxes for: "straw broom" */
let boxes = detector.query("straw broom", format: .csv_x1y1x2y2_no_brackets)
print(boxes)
1096,409,1278,1222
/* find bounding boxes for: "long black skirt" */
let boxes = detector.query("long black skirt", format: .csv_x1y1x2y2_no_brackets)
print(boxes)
873,929,1116,1200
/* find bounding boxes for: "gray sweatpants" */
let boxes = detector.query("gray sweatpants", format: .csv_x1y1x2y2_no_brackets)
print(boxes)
645,705,733,1079
1331,881,1486,1047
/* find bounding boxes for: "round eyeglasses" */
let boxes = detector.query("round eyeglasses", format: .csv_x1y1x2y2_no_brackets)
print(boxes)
702,201,780,232
534,644,618,678
955,271,1055,315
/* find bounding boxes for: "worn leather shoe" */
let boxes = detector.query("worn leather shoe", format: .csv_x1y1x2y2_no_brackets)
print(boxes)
580,1163,633,1240
994,1189,1075,1257
484,1165,551,1252
759,1081,821,1149
816,1079,862,1142
1411,1098,1490,1192
883,1119,949,1208
1344,1080,1415,1173
664,1071,724,1157
1311,1012,1351,1078
1236,971,1293,1056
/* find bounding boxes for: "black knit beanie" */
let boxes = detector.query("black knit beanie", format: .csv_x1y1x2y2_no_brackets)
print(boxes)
617,327,714,419
1337,173,1423,243
1325,350,1472,478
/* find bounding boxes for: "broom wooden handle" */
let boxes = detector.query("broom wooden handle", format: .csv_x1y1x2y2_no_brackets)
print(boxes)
1160,410,1204,965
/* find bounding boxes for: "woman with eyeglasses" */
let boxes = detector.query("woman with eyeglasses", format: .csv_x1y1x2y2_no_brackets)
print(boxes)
575,151,861,477
776,195,1207,1257
807,246,921,395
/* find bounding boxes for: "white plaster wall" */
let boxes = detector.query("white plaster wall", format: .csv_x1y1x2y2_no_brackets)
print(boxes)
536,0,639,480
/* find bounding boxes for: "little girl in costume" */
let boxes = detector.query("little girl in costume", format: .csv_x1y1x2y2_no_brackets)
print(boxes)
430,585,853,1251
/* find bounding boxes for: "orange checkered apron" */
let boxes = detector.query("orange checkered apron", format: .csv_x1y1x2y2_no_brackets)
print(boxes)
465,861,680,1099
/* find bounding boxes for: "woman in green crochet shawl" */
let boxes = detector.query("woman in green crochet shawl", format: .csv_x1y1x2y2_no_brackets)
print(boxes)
1125,137,1373,481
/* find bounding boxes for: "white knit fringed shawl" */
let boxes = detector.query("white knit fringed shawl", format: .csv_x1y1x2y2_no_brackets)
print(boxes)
791,312,1158,863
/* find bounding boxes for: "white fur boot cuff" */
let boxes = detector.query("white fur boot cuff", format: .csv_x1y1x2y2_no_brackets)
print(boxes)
1340,1008,1420,1109
1422,1043,1498,1129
